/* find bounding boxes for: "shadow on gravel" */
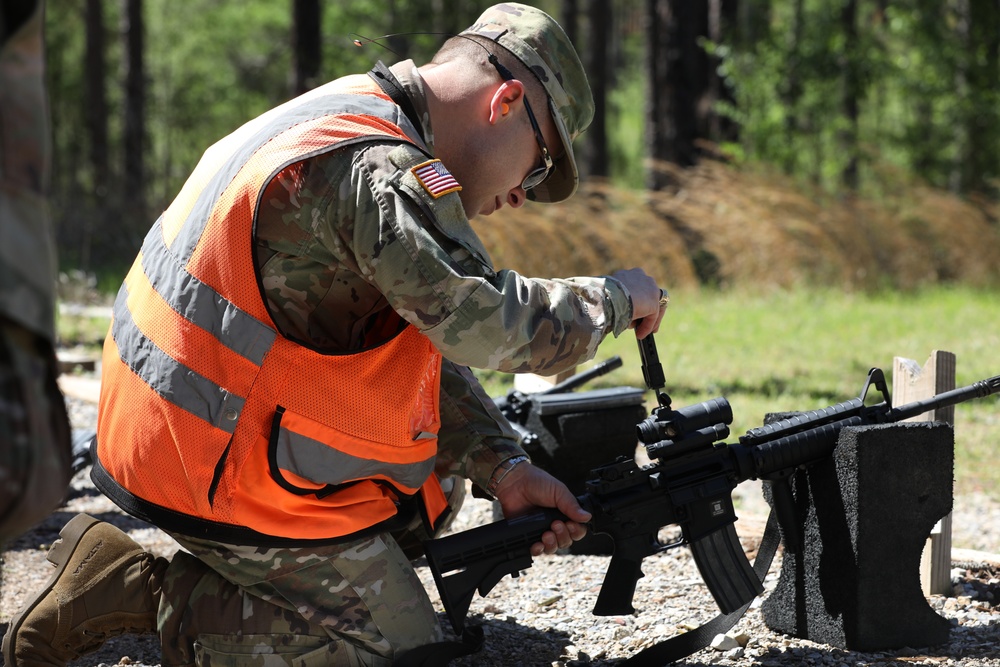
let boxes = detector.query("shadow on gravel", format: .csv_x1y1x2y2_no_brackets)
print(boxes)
7,602,1000,667
663,623,1000,666
64,633,162,667
443,612,1000,666
445,616,573,666
64,480,103,502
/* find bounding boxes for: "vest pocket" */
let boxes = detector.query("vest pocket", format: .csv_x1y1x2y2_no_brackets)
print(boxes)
266,405,437,500
268,406,342,498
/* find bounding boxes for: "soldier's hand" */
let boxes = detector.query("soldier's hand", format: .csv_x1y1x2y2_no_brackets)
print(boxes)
610,268,668,339
494,463,591,556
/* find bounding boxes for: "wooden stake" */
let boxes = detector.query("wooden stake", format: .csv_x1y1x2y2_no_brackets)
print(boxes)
892,351,956,597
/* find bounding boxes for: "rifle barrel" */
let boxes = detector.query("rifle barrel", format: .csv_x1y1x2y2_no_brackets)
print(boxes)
886,375,1000,422
540,355,623,395
747,375,1000,479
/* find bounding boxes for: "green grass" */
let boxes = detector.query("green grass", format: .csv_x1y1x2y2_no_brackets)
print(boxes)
476,285,1000,497
55,310,111,350
60,284,999,495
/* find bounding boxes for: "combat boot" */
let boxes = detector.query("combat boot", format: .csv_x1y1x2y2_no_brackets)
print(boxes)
2,513,167,667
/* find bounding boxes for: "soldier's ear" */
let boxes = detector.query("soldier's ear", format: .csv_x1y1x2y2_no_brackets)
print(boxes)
488,80,525,124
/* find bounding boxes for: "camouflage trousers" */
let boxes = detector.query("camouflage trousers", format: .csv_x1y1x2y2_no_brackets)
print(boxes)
157,478,466,666
0,317,71,544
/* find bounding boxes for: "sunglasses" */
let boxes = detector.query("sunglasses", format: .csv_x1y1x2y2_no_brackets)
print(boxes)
488,54,554,192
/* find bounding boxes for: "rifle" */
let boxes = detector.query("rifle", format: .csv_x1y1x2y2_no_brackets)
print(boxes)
485,357,649,558
493,355,629,451
425,336,1000,635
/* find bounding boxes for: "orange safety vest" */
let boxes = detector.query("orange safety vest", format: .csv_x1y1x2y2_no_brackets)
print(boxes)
93,74,450,545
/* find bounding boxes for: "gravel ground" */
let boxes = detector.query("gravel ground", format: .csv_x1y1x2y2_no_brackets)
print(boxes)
3,395,1000,667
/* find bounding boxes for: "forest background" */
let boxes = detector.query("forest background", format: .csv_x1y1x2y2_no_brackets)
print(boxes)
46,0,1000,493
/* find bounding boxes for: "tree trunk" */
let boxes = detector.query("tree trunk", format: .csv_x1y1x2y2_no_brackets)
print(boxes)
85,0,109,188
840,0,859,190
963,0,1000,193
122,0,146,239
645,0,668,190
705,0,740,146
561,0,579,49
84,0,109,271
385,0,408,62
909,0,941,182
737,0,770,47
645,0,706,191
582,0,610,180
292,0,321,96
782,0,804,175
950,0,970,193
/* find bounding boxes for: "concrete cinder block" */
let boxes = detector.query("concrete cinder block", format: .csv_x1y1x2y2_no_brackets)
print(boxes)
761,422,954,651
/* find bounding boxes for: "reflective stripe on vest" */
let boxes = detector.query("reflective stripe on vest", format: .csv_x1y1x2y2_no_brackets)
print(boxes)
97,74,446,541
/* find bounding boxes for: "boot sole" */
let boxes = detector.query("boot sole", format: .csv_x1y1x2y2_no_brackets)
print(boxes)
1,513,101,666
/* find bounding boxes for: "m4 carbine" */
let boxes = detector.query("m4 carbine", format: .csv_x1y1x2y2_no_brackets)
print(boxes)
424,336,1000,634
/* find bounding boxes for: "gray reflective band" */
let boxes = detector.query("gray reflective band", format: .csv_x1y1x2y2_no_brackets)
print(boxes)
140,219,275,365
169,92,419,265
108,87,422,439
111,283,247,434
275,425,435,491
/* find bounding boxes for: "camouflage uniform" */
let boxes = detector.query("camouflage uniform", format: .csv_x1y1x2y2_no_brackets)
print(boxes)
159,479,466,666
254,60,630,490
0,0,72,544
140,4,628,664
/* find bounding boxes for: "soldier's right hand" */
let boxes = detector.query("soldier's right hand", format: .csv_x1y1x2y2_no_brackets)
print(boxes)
610,268,667,339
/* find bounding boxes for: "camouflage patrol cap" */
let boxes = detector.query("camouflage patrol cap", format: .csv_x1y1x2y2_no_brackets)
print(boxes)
461,3,594,203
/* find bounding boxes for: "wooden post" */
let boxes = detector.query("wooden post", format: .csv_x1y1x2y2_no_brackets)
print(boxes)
892,351,956,597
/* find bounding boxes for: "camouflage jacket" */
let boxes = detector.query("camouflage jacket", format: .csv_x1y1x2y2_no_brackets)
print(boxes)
0,1,58,343
254,61,633,492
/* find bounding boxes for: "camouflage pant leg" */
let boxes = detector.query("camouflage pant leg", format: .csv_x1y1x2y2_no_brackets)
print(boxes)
159,477,465,666
0,318,71,544
158,550,371,667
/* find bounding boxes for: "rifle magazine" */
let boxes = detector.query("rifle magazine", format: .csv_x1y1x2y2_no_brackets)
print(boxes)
689,522,763,614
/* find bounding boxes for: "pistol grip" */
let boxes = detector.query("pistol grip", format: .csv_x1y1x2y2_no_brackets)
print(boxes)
592,551,644,616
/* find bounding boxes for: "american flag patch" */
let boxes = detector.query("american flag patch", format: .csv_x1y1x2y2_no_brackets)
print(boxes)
412,159,462,198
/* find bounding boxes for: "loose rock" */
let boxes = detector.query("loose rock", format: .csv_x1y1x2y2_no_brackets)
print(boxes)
4,395,1000,666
